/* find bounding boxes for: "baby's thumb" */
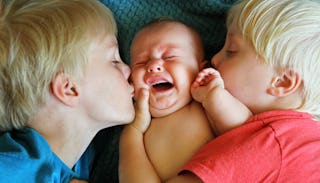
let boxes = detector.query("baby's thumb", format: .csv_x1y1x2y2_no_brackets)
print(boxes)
136,88,149,113
132,88,151,133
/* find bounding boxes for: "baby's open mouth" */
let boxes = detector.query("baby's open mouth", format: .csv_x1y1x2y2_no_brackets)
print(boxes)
152,82,174,91
146,76,174,92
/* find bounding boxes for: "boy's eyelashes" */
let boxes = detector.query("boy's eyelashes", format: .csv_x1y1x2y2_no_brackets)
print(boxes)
226,50,237,56
112,60,121,65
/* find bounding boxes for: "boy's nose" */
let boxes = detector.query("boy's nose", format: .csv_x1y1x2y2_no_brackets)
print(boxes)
211,52,220,69
122,63,131,80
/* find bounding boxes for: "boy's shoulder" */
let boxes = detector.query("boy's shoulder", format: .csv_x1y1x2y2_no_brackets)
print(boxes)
0,128,49,155
0,128,85,182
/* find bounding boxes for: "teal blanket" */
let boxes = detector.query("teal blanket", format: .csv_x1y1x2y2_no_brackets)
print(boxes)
100,0,237,63
91,1,237,182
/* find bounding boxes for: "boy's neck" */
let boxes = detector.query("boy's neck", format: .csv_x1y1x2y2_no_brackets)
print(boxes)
45,127,96,168
30,109,97,168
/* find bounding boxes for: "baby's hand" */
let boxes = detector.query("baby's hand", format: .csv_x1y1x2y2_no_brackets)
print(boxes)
129,88,151,133
191,68,224,103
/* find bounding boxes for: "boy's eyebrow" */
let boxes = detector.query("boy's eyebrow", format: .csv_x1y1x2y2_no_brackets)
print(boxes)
226,32,234,40
109,39,118,48
104,36,118,48
226,33,240,49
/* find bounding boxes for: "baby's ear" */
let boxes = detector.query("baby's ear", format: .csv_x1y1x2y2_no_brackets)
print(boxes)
267,69,302,97
199,60,210,69
50,73,80,107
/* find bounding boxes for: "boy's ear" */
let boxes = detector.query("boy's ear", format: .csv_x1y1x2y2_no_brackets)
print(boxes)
267,69,302,97
51,73,79,107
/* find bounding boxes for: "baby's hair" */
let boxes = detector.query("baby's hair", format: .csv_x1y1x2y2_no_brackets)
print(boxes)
228,0,320,119
142,17,199,37
0,0,117,130
144,16,177,26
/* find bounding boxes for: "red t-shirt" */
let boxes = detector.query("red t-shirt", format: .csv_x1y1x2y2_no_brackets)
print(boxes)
182,110,320,182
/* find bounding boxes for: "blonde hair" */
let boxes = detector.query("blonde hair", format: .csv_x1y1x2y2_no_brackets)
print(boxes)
227,0,320,119
0,0,117,130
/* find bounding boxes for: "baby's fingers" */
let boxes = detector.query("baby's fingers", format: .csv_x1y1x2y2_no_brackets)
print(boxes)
193,70,209,87
131,88,151,133
194,68,217,86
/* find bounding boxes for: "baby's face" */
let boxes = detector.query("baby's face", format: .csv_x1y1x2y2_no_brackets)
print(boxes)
130,22,202,117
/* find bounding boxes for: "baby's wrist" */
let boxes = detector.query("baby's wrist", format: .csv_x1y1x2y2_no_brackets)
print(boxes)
127,123,146,135
202,86,225,107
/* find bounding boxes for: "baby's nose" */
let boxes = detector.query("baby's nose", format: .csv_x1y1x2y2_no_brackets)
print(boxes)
147,60,163,73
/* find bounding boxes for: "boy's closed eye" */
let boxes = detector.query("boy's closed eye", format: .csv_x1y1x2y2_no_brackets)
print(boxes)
226,50,237,57
112,60,121,65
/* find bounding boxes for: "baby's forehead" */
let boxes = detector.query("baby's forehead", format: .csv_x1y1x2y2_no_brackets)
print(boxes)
134,22,200,46
131,20,204,60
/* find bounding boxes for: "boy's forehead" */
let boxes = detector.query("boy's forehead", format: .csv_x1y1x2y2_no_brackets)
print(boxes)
98,34,118,48
227,23,244,43
227,20,240,34
107,36,118,47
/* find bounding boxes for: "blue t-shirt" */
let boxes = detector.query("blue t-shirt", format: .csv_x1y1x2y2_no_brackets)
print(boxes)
0,128,92,183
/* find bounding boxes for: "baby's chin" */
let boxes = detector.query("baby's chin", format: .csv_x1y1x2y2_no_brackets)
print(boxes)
149,103,186,117
150,109,172,118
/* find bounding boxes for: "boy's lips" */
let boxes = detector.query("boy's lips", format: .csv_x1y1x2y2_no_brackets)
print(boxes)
129,85,135,97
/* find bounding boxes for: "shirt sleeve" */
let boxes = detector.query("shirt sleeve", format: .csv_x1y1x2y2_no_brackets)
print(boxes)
181,122,281,183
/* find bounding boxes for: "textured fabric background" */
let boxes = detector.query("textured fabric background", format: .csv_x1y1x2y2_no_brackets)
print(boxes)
100,0,237,63
90,1,237,182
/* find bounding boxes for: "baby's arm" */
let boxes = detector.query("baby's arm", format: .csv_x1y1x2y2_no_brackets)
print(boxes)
119,88,161,183
191,68,252,135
